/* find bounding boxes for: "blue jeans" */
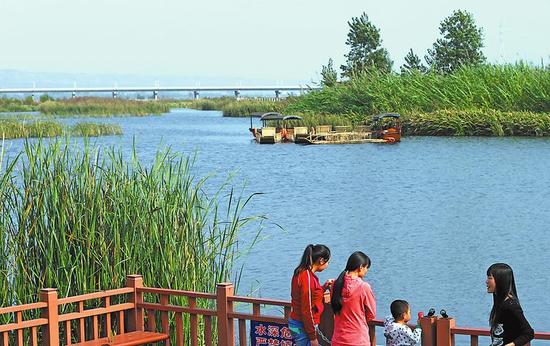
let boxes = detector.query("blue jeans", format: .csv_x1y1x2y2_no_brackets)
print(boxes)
288,318,313,346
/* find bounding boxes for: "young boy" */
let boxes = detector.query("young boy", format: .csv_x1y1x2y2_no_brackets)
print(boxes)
384,299,422,346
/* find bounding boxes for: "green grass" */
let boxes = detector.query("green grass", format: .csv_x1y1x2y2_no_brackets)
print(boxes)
39,97,170,116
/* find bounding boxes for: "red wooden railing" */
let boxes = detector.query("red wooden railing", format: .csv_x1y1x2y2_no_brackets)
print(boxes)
1,274,549,346
436,317,550,346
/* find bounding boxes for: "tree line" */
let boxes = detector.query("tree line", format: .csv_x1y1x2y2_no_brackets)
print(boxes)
321,10,486,86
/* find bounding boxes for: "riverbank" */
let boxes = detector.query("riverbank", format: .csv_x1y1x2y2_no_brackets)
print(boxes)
0,117,122,139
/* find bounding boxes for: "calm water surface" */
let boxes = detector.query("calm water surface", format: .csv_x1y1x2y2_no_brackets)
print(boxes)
3,108,550,338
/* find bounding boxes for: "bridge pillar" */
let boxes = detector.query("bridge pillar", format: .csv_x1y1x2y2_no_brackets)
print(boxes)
275,90,281,99
112,90,118,99
234,90,240,100
193,90,199,100
72,91,76,99
153,90,159,100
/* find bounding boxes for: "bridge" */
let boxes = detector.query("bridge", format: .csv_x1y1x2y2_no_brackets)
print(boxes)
0,85,319,100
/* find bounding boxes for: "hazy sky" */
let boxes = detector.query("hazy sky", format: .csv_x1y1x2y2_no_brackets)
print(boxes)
1,0,549,83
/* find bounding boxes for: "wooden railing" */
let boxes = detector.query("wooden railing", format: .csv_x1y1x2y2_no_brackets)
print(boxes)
436,317,550,346
1,274,549,346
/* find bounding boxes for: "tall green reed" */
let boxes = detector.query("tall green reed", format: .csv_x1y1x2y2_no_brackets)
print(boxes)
286,63,550,115
0,119,63,138
402,109,550,136
1,139,262,306
1,119,122,139
39,97,170,116
180,97,291,117
0,98,38,112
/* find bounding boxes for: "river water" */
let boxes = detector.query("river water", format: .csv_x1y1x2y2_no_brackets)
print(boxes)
2,108,549,340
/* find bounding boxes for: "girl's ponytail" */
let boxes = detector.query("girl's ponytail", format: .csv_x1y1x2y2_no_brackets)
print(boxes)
293,244,331,276
331,270,347,314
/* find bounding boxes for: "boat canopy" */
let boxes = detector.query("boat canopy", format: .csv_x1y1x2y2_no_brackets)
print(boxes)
260,112,284,121
283,115,303,121
373,113,400,121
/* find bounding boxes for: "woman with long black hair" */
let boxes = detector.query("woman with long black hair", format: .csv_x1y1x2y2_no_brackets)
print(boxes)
288,244,332,346
330,251,376,346
486,263,534,346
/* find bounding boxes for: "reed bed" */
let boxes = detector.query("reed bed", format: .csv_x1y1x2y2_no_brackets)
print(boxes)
0,119,122,139
222,99,289,117
0,98,38,112
71,122,122,136
402,109,550,136
175,97,237,111
286,64,550,115
181,97,291,116
0,139,261,341
39,97,170,116
0,119,63,138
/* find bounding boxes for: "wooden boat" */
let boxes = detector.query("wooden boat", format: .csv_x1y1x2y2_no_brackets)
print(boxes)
370,113,402,143
299,114,402,145
248,112,402,145
254,126,281,144
249,112,303,144
300,131,386,145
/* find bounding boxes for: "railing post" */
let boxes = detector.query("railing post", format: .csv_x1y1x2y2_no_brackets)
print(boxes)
319,293,334,345
436,317,455,346
369,323,376,346
40,288,59,346
160,294,171,346
420,316,438,346
216,283,234,346
126,274,144,332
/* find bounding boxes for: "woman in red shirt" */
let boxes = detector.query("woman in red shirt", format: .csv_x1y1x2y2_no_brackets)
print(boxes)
289,244,332,346
330,251,376,346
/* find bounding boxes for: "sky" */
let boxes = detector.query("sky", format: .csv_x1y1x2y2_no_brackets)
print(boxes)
0,0,549,85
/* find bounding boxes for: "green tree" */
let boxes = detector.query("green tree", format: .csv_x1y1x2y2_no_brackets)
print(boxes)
341,12,393,77
321,58,338,87
426,9,486,74
400,49,427,74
